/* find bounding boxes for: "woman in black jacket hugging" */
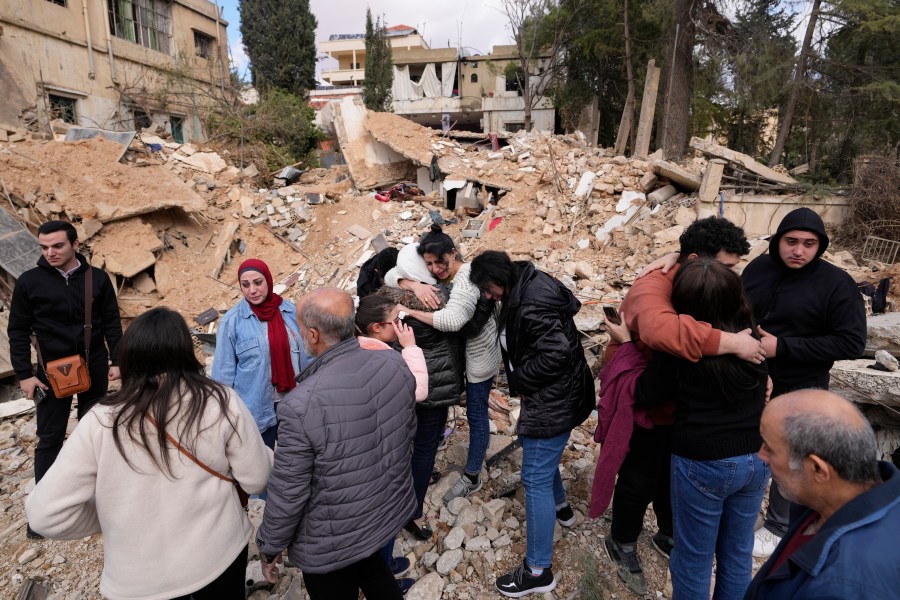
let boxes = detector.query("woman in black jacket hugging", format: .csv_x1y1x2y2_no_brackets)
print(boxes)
619,259,770,600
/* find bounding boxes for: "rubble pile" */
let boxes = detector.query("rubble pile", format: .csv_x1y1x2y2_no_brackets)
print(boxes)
2,102,899,598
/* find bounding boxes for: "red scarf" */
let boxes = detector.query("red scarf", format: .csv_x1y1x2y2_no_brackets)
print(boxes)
238,259,296,393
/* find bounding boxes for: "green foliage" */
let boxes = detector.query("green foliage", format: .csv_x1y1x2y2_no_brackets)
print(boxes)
240,0,317,95
363,9,393,112
576,551,614,600
207,89,322,171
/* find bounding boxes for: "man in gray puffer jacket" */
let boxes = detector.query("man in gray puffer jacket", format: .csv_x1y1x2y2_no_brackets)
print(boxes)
257,288,417,600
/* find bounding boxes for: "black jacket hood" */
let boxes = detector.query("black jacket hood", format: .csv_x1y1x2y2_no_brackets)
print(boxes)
768,207,829,267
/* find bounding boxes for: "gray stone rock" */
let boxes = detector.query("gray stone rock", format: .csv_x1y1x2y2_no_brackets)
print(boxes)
17,547,41,565
482,498,506,527
453,506,480,528
444,526,466,550
436,548,463,575
830,359,900,409
492,534,512,548
406,572,445,600
447,496,471,516
422,551,440,568
465,536,491,551
867,313,900,355
876,350,899,372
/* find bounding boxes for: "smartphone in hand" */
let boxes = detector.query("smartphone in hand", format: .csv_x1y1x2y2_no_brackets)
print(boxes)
34,386,46,405
602,305,622,325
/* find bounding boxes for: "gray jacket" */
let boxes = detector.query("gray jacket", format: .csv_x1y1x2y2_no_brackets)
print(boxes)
256,337,417,573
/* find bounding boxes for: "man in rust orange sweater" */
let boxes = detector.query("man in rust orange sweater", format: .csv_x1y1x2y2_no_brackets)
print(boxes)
602,216,764,595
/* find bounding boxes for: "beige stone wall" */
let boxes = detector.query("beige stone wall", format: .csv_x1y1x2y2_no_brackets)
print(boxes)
0,0,229,140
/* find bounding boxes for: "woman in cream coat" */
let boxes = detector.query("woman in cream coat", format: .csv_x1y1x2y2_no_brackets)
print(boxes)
26,307,273,600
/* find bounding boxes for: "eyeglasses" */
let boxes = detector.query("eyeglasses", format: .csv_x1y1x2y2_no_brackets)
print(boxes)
374,317,404,327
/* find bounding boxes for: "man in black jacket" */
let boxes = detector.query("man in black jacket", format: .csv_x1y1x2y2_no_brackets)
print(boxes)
7,221,123,537
471,251,595,597
742,207,866,557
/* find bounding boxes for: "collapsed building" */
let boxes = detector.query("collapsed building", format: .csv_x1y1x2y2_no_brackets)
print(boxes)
1,99,899,598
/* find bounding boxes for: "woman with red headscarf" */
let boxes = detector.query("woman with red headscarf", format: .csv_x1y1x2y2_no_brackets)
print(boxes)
212,259,311,448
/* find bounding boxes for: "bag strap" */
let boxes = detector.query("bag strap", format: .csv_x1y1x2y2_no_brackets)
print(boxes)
83,265,93,363
146,415,237,485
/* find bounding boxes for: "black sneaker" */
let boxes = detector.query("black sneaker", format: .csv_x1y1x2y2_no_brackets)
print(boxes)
604,537,647,596
391,556,411,578
556,503,576,527
495,561,556,597
652,533,674,560
26,524,43,540
396,577,415,595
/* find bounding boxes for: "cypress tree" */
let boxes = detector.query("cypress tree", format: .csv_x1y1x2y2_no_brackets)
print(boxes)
240,0,318,95
363,9,393,111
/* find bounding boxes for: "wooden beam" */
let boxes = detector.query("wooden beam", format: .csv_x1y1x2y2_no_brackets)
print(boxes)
632,60,661,159
208,220,240,279
689,137,798,185
698,159,727,203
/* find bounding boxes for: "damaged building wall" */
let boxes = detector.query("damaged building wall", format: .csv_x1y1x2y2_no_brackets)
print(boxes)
697,192,850,238
0,0,229,140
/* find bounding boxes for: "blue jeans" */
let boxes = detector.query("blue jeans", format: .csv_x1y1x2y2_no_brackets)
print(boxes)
670,453,770,600
520,431,570,569
465,377,494,475
410,405,449,519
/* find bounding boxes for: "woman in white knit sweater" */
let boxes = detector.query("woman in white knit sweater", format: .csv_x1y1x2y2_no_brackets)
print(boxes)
26,307,273,600
387,225,502,504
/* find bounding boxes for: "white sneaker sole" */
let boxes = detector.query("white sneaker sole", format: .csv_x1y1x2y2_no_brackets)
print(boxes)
495,576,557,597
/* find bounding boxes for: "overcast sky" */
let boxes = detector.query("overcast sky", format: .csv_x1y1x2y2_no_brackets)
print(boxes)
218,0,513,81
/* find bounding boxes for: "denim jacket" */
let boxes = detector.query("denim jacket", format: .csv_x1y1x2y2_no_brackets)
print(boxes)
211,298,311,433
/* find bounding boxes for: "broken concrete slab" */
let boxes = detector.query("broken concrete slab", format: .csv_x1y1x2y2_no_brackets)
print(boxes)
131,272,157,294
830,359,900,409
171,151,227,175
0,204,40,279
346,224,372,240
690,137,798,186
104,249,156,278
653,160,702,191
209,220,240,279
63,127,136,161
866,313,900,356
75,219,103,241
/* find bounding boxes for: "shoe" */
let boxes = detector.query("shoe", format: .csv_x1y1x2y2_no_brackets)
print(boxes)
396,577,415,595
495,561,557,597
429,470,442,485
26,524,43,540
442,473,483,504
403,520,433,541
752,528,782,558
604,537,647,596
652,533,674,560
391,556,411,578
556,503,576,527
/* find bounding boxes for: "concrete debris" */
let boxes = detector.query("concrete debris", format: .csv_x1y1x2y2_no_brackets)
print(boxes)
876,350,899,372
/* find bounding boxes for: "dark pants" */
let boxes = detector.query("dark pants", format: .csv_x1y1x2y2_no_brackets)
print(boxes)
171,545,247,600
763,482,792,536
610,425,673,544
34,366,109,483
410,405,448,520
303,550,403,600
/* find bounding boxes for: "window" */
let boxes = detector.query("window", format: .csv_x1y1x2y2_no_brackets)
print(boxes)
48,95,77,124
470,73,478,83
504,122,525,133
194,31,215,59
47,0,67,6
133,111,152,130
108,0,172,54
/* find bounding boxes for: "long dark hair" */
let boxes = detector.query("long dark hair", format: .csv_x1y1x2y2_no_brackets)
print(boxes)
101,307,236,476
672,259,766,399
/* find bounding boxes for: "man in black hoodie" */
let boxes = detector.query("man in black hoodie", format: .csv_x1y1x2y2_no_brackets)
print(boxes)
8,221,123,537
742,207,866,557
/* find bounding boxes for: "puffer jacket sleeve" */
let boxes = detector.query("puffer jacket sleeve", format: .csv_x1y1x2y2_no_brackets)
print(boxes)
225,389,273,495
509,303,575,396
401,345,429,401
256,393,315,555
25,410,103,539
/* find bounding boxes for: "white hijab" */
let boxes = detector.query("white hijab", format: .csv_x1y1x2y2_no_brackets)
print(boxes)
394,243,437,285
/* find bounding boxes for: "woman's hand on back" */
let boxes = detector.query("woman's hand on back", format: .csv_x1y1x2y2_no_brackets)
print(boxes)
401,280,442,309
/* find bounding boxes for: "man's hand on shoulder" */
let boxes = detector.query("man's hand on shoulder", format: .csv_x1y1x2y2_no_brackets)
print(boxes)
758,326,778,358
20,376,48,401
635,252,679,279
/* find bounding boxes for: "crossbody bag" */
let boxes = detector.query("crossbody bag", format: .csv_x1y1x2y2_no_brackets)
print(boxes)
32,266,93,398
